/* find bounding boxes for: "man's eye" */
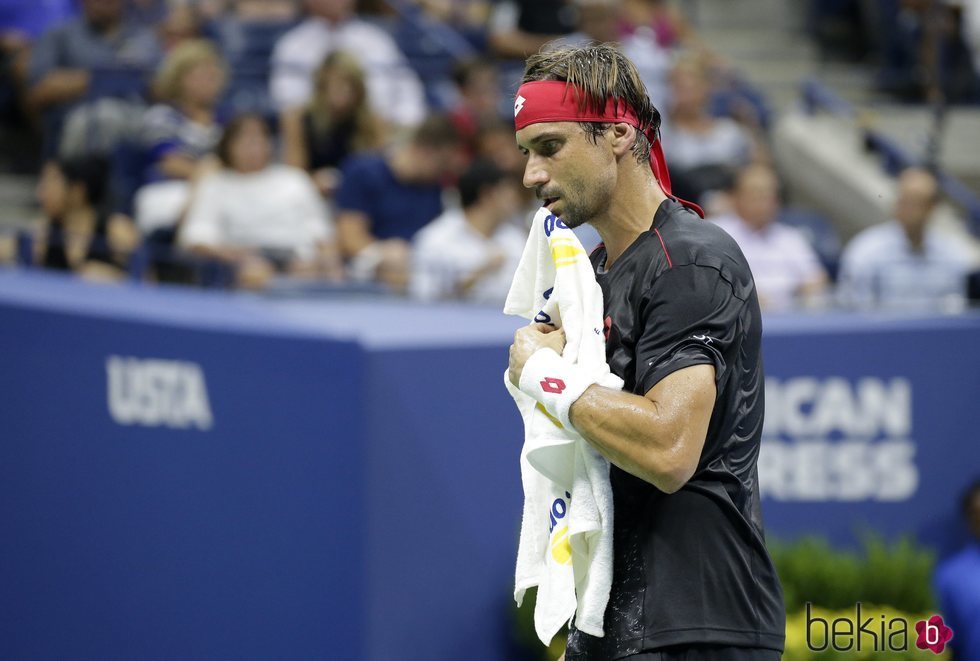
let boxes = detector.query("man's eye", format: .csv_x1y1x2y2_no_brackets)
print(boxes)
540,141,560,156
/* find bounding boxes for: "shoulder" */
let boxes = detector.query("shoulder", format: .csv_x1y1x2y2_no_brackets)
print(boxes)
711,117,749,138
344,18,397,42
927,228,975,262
660,204,745,263
414,209,463,245
497,221,529,244
143,103,180,126
935,548,973,588
274,19,323,54
267,163,308,181
656,203,755,294
842,222,897,261
769,222,816,251
340,152,386,176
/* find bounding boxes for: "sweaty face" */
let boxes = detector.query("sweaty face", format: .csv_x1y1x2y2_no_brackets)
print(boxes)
516,122,616,228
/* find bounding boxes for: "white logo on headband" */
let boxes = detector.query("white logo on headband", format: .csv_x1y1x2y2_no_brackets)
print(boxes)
514,95,526,117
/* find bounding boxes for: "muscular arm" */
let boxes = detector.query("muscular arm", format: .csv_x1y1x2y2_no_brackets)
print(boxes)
569,364,716,494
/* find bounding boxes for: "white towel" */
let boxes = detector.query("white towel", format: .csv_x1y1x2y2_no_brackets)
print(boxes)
503,208,623,644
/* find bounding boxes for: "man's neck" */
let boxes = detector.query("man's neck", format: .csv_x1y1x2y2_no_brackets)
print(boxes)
465,205,498,239
387,146,416,184
594,170,669,268
903,226,926,252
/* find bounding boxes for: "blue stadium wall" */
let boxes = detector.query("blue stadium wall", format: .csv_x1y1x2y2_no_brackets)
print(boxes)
0,271,977,661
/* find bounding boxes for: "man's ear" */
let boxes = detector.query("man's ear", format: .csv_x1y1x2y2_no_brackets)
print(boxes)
608,122,636,158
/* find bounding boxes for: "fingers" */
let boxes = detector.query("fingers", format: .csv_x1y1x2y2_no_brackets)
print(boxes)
530,322,560,333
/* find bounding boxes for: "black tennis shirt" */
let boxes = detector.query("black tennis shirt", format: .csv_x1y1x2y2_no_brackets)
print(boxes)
565,199,785,659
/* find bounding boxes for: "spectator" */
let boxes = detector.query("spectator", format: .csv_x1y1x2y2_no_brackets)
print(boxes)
618,1,678,109
837,167,975,311
488,0,577,59
334,113,466,291
934,478,980,661
133,39,227,235
25,0,163,159
269,0,426,128
662,55,757,205
179,113,341,289
448,56,504,153
411,160,526,304
621,0,705,49
225,0,300,21
33,155,139,280
711,164,828,311
280,51,384,197
560,0,673,108
156,3,204,53
564,0,621,45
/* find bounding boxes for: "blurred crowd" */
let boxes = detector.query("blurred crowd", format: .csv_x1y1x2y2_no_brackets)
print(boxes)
0,0,978,311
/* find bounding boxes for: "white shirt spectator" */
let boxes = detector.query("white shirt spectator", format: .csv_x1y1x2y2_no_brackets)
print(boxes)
411,208,527,304
662,117,751,171
621,27,672,110
269,17,426,127
713,214,826,311
837,221,974,311
180,164,333,260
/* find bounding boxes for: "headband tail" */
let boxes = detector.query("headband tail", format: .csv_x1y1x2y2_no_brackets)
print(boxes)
651,138,704,218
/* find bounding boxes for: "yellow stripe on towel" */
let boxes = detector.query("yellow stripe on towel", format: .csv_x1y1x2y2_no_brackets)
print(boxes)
550,239,584,268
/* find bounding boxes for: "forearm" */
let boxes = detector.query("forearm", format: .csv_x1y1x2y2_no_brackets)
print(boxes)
159,153,199,180
27,69,89,110
569,385,695,493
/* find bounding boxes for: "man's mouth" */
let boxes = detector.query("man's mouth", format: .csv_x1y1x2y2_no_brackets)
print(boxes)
544,196,560,210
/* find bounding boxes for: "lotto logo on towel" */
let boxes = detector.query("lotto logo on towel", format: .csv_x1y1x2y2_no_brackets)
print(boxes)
549,492,572,565
107,355,214,430
541,377,566,394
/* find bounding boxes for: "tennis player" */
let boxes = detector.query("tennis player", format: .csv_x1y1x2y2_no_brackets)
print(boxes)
507,44,785,660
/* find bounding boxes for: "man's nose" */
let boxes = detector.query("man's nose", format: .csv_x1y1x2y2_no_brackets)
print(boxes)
522,155,549,189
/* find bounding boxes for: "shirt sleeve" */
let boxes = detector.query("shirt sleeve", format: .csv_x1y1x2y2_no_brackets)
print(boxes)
334,158,375,222
179,175,224,248
409,231,451,301
141,106,183,161
835,237,876,308
786,229,826,283
291,169,333,242
634,264,745,396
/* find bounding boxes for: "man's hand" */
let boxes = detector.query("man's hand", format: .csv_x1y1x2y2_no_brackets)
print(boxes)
508,322,565,387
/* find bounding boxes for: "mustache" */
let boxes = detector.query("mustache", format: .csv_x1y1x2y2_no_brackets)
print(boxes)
535,188,562,201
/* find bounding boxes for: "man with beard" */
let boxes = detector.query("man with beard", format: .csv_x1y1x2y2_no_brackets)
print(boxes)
506,44,785,660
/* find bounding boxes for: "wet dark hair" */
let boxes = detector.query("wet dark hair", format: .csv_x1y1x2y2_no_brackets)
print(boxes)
458,159,507,208
215,113,270,167
522,43,658,165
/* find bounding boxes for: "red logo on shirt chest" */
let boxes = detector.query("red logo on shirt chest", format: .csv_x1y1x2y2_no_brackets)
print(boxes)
603,316,613,342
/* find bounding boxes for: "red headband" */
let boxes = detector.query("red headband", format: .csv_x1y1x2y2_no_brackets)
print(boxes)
514,80,704,217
